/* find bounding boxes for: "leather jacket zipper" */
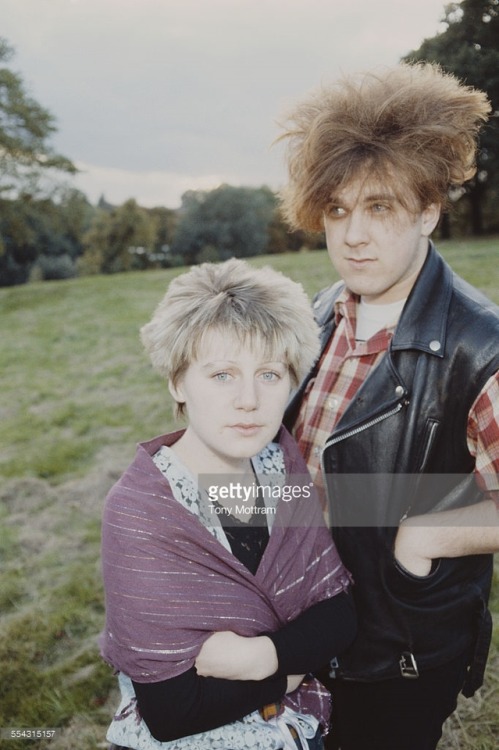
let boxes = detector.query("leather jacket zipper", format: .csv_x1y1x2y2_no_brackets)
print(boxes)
322,401,404,452
320,398,421,679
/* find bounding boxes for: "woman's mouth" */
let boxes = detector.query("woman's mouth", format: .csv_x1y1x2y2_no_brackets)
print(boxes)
230,424,262,436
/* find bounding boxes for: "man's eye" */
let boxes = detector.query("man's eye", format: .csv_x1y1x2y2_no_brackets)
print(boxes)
326,205,346,218
371,203,389,213
214,372,231,381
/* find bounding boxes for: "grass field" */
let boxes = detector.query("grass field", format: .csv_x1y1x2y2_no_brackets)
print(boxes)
0,237,498,749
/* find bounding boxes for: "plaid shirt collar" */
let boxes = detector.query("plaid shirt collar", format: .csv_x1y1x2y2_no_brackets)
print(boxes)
333,287,394,356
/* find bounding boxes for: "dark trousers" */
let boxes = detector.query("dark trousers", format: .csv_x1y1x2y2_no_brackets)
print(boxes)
325,651,469,750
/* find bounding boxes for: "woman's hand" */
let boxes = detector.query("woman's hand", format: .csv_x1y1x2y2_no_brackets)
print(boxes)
195,631,278,681
285,674,305,693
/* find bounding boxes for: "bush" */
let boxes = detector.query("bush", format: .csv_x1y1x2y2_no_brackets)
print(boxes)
36,254,77,281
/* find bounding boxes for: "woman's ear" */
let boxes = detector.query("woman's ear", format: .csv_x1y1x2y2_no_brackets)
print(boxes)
422,203,441,237
168,378,185,405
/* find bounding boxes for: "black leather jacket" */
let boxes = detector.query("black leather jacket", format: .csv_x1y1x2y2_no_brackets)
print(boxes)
285,244,499,690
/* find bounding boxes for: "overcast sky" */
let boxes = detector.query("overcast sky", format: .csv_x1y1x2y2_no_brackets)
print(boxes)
2,0,448,208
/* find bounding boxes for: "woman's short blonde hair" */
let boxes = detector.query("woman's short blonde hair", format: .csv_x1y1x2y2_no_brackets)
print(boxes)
140,258,320,415
278,63,491,232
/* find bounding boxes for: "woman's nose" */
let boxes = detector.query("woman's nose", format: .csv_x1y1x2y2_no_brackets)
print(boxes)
234,378,259,410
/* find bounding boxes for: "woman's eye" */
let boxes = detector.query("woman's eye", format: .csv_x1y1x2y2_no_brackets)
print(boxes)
213,372,231,382
260,371,279,381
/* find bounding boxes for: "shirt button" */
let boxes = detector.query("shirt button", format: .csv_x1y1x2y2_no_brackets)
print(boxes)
314,447,322,457
429,340,441,352
327,397,339,410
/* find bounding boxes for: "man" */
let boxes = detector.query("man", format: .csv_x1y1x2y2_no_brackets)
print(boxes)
280,63,499,750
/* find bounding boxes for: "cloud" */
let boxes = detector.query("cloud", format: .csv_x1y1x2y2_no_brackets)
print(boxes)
1,0,448,207
73,161,241,209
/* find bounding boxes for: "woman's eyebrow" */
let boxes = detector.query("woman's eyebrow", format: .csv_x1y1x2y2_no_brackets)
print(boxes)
200,360,236,369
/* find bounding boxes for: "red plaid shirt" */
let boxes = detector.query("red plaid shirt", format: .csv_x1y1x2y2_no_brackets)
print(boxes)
295,288,499,506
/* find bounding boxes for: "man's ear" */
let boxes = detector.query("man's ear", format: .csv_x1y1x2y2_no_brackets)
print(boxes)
422,203,441,237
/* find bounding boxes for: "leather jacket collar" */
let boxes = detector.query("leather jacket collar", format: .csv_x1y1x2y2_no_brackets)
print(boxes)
313,242,450,359
391,242,450,358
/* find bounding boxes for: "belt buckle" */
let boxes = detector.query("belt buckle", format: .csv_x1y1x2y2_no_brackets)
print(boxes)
399,651,419,678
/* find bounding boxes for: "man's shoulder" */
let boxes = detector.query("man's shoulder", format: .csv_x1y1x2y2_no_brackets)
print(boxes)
445,267,499,373
426,246,499,337
450,269,499,323
312,279,345,324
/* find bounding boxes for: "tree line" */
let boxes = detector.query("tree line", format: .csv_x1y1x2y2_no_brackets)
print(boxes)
0,186,320,286
1,0,498,287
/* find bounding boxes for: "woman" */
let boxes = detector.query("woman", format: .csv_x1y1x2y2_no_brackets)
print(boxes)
101,259,355,750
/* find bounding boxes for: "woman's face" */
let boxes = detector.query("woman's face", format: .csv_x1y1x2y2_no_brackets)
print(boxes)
169,329,291,471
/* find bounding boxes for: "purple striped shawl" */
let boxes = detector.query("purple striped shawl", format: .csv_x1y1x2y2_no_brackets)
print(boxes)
101,426,351,725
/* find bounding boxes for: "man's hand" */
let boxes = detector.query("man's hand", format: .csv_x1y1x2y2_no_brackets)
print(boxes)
394,499,499,576
195,631,278,681
394,522,433,576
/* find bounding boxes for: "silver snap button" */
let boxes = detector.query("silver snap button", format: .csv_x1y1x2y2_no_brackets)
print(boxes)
313,299,322,309
429,340,441,352
395,385,404,397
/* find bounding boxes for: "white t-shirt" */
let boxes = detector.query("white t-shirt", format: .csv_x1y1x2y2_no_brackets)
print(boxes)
355,297,407,342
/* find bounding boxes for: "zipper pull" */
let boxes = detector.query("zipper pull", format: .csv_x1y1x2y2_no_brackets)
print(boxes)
328,656,339,678
399,651,419,679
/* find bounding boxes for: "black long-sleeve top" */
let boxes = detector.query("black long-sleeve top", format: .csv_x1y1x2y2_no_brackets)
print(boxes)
133,522,356,742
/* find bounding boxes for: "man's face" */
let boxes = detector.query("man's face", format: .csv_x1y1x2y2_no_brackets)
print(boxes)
323,175,440,304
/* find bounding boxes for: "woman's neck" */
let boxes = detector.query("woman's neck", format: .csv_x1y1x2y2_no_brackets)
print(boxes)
169,428,252,477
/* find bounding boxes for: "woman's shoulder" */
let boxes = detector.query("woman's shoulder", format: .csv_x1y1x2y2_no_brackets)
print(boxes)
273,425,308,474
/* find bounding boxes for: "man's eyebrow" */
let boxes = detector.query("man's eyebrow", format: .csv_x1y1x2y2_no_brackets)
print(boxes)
363,192,397,202
328,191,397,205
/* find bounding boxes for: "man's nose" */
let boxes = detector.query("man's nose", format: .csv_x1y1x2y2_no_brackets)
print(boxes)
344,209,368,246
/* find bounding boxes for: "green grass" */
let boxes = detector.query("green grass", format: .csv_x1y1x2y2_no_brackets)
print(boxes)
0,237,498,748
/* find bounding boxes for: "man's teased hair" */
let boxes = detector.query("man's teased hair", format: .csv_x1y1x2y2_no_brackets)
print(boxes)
278,63,491,232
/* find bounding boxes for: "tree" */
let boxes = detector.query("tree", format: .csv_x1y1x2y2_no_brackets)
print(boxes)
171,185,275,265
0,196,39,285
146,206,179,266
0,38,76,196
33,189,95,280
81,199,157,274
265,207,325,254
0,189,94,285
403,0,499,235
0,38,77,285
